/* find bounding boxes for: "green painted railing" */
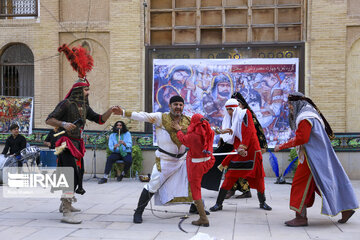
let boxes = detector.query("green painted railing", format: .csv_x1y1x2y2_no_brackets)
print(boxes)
0,129,155,150
1,129,360,151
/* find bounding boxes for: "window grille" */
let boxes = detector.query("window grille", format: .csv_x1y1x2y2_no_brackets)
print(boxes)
0,0,38,18
0,43,34,97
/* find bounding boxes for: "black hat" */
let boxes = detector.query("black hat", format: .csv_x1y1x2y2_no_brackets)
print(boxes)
169,95,184,104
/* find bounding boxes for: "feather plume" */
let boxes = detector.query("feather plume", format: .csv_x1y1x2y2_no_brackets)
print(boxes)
268,150,279,177
58,44,93,78
283,156,298,177
72,47,93,78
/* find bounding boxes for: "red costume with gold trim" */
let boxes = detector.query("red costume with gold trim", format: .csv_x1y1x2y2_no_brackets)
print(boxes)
278,120,319,213
220,109,266,193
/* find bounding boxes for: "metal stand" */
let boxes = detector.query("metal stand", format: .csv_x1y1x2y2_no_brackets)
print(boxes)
86,130,111,181
92,144,99,179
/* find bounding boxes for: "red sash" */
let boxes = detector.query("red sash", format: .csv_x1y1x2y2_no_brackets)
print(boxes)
55,136,85,167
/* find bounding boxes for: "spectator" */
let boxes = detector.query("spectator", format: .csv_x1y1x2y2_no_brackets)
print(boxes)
1,124,27,166
98,121,133,184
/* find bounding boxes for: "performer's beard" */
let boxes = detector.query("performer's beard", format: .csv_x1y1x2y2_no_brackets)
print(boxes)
68,87,89,121
288,112,295,131
69,87,89,105
84,95,89,105
170,108,182,117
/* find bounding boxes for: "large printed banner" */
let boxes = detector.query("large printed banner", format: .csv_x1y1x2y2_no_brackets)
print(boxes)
153,58,298,148
0,96,34,134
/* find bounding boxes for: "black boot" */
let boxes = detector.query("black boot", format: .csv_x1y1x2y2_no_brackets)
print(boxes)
210,188,228,212
257,192,272,211
225,190,235,199
75,166,86,195
189,200,210,215
133,188,154,223
189,202,197,213
75,188,86,195
235,190,252,199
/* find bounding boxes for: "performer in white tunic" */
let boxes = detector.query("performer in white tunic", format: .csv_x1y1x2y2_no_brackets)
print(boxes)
113,95,191,224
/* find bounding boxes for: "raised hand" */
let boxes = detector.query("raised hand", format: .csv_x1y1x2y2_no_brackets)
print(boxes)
112,106,123,115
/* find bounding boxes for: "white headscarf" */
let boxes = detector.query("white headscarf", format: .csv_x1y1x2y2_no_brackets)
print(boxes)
221,98,247,144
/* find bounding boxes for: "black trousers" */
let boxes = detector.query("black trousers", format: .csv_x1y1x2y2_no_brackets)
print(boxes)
104,152,132,176
57,149,84,192
201,142,234,191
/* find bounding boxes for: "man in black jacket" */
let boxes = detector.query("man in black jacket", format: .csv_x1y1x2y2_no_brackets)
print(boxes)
2,124,27,166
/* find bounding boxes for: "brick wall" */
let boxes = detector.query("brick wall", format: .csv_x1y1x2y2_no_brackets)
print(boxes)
306,0,348,132
1,0,359,133
0,0,145,132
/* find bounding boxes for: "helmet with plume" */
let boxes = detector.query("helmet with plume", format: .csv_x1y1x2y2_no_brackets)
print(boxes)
58,44,94,99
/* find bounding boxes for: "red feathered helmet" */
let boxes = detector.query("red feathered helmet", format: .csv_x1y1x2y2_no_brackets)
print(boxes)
58,44,94,99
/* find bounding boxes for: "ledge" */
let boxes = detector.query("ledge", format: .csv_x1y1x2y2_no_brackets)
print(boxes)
1,129,360,152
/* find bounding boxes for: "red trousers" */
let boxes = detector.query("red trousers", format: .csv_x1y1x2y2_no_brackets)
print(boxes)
290,158,318,214
187,156,215,200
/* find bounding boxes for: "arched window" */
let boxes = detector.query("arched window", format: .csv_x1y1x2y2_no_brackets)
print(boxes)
0,43,34,96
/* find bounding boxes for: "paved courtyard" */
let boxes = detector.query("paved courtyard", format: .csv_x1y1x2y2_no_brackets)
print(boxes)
0,177,359,240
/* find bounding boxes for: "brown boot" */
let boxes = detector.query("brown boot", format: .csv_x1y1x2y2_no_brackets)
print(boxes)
60,198,82,224
59,197,81,213
338,210,355,224
191,199,209,227
59,202,80,213
225,190,235,199
285,210,308,227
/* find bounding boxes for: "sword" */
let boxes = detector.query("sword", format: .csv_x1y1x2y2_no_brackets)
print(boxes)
54,118,84,137
178,215,189,233
212,151,239,156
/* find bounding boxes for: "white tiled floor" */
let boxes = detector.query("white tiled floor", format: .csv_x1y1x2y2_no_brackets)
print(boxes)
0,177,359,240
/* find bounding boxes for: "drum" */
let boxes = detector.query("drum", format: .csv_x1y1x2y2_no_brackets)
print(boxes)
21,146,41,159
0,154,15,184
40,150,57,167
0,154,6,169
0,154,5,184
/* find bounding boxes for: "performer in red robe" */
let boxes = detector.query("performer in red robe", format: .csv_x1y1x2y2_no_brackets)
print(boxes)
275,92,358,227
173,113,215,227
210,99,272,212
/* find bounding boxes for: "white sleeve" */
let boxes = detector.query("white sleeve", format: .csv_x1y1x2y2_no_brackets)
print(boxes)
129,111,162,126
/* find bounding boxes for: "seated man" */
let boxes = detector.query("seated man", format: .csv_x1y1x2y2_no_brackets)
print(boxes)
1,123,27,166
98,121,132,184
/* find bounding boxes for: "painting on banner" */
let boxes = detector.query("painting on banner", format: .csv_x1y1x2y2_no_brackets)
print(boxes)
0,96,34,134
153,58,298,148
